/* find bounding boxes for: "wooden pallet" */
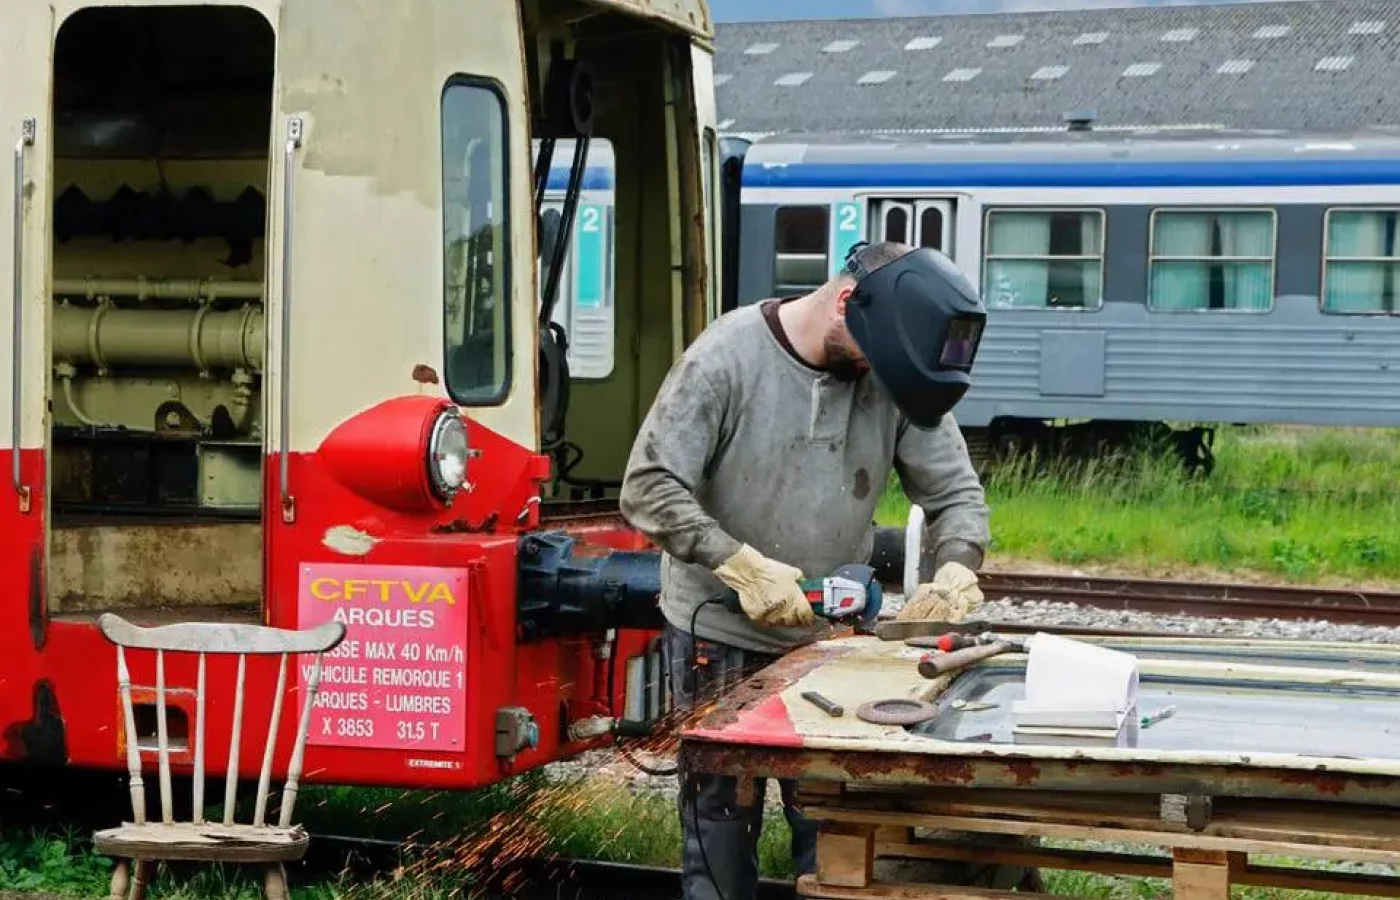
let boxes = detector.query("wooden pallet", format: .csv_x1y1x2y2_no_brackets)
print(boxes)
793,782,1400,900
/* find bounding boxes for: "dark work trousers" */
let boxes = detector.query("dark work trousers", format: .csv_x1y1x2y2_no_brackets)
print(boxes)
664,620,819,900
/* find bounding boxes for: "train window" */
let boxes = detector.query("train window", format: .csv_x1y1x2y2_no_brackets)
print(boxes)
1321,208,1400,314
535,138,617,380
982,209,1105,310
1148,209,1275,312
774,206,830,296
920,207,943,250
442,77,511,404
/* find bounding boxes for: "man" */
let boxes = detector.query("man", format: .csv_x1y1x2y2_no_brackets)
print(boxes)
618,240,991,900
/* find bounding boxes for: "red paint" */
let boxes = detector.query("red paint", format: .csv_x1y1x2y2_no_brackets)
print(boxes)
0,405,670,793
687,695,805,748
318,395,459,513
297,562,469,753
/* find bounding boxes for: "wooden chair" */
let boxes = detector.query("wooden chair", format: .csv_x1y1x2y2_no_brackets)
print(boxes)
92,612,347,900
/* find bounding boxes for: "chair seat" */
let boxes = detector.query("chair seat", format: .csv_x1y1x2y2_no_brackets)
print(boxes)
94,821,310,863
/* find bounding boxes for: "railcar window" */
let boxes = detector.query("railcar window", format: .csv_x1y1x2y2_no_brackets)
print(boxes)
1148,209,1274,312
1322,208,1400,314
774,206,829,296
442,77,510,404
982,209,1104,310
535,138,617,380
920,207,943,250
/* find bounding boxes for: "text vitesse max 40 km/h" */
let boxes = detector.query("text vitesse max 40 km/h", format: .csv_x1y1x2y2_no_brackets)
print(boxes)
0,0,809,794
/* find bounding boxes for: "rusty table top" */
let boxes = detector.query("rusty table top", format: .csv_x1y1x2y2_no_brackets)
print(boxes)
677,633,1400,804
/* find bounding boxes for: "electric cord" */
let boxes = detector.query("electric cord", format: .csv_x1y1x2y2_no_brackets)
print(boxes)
687,597,730,900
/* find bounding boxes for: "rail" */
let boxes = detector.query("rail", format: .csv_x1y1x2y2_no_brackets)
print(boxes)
977,572,1400,628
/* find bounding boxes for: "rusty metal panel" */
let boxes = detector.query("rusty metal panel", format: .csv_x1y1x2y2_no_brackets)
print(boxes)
581,0,713,41
679,633,1400,804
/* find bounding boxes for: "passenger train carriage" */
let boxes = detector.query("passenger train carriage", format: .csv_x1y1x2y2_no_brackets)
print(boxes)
728,129,1400,470
541,128,1400,474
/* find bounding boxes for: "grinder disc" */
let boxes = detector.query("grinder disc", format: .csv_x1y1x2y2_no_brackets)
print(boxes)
855,698,939,726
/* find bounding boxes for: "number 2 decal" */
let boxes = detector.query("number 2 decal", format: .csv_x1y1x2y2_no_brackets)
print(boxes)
579,206,601,232
837,203,860,232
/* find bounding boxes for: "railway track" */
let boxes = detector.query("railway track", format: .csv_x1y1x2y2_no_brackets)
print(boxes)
977,572,1400,628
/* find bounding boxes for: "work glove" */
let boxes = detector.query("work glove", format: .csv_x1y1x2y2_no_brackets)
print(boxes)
897,561,984,622
713,544,817,628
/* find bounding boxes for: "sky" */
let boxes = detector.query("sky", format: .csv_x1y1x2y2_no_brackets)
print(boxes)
709,0,1322,23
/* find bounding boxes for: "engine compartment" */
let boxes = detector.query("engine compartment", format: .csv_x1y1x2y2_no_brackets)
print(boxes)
46,5,273,615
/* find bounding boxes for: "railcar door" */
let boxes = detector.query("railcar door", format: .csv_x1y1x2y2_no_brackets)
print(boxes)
873,198,956,258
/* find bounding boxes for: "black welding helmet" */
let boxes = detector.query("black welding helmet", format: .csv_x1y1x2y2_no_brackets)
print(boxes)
841,242,987,428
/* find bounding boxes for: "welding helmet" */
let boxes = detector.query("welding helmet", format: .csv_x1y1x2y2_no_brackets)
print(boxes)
841,242,987,429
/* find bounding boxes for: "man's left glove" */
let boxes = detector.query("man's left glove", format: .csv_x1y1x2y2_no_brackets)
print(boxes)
896,561,984,622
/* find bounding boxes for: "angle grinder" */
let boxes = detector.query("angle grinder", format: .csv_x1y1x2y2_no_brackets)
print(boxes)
718,562,883,625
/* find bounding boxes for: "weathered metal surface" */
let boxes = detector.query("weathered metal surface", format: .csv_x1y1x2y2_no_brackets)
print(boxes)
679,633,1400,805
677,742,1400,807
581,0,712,40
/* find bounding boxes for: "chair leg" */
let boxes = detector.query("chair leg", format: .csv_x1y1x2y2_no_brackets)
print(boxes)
263,862,289,900
129,860,156,900
107,859,130,900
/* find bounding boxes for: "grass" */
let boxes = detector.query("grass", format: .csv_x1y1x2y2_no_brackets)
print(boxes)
876,425,1400,586
3,777,1384,899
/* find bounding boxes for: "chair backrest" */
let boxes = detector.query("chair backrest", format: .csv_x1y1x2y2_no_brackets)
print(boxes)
97,613,347,830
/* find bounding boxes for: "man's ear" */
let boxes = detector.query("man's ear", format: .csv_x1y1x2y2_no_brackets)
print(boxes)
834,285,854,316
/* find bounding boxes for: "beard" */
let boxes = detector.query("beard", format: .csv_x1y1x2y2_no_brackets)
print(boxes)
822,332,869,383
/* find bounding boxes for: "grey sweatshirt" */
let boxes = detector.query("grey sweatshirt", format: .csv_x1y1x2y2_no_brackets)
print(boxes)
618,300,991,655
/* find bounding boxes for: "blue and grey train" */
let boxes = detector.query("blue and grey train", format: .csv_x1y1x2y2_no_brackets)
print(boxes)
540,129,1400,473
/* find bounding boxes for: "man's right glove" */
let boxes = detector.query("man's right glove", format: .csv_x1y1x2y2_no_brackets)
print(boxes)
713,544,817,628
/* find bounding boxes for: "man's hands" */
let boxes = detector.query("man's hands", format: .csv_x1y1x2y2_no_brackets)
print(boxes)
714,544,817,628
897,561,983,622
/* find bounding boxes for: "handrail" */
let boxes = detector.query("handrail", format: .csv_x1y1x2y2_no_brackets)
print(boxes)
12,118,34,514
279,117,303,523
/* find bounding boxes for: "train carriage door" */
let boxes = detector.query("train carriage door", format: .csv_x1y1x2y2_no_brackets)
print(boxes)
874,199,956,258
0,0,52,653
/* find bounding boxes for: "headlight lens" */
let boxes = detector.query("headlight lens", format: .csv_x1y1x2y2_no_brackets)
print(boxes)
427,409,469,499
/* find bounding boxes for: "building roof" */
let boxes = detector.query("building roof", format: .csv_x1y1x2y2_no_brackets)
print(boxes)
712,0,1400,137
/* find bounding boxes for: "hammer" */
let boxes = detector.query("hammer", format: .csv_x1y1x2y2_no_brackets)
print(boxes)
917,636,1028,679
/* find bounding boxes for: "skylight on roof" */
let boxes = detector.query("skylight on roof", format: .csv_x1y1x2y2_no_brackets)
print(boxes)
943,67,982,82
1315,55,1354,72
905,36,941,50
857,70,896,85
715,73,733,86
1031,65,1069,81
1253,25,1290,39
774,72,812,86
1216,59,1254,75
1123,62,1162,77
1074,31,1108,45
823,39,859,53
1162,28,1198,42
745,42,778,55
1351,20,1386,35
988,34,1024,48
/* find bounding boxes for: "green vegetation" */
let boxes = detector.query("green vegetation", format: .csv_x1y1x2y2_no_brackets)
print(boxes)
2,776,1380,899
877,425,1400,586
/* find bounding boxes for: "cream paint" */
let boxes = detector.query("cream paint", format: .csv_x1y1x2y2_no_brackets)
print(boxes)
752,633,1400,776
1,0,58,453
271,0,536,455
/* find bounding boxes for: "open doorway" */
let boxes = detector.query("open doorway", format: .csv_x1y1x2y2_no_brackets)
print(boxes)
46,5,274,623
